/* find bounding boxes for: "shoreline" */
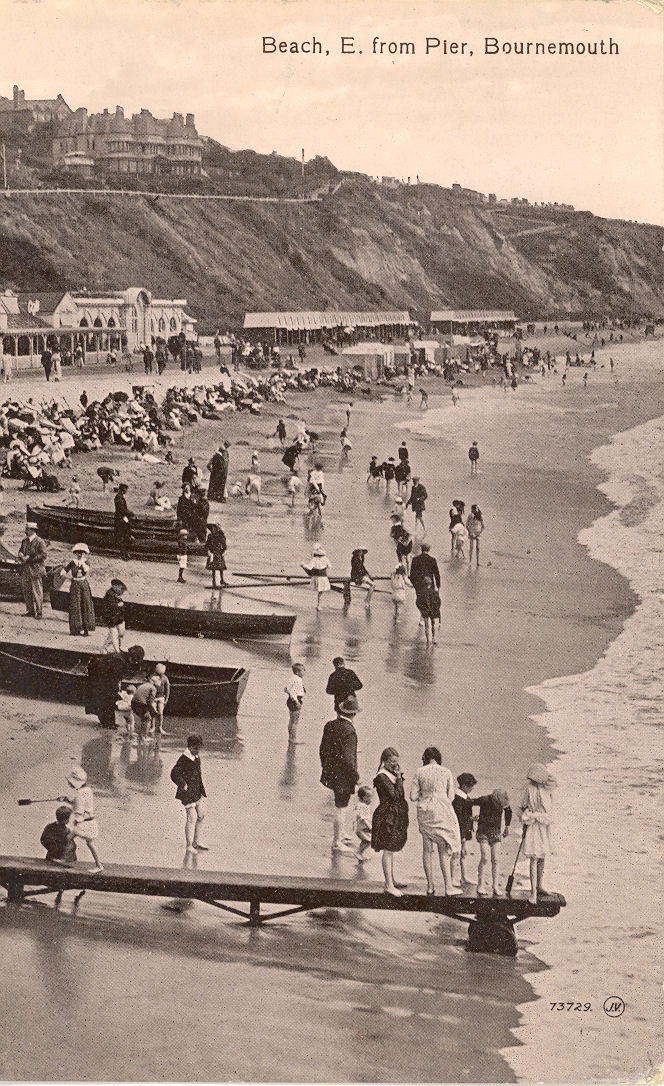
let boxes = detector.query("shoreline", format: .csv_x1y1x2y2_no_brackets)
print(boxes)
505,408,664,1085
0,341,662,1081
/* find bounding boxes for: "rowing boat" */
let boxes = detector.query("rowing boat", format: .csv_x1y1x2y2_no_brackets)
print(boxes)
32,503,178,535
48,589,295,642
27,505,207,561
0,641,249,718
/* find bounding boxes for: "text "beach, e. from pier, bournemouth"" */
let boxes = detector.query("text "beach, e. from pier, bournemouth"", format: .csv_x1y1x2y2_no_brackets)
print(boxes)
260,35,621,58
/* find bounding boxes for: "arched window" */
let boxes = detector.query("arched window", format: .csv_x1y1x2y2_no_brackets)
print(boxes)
93,316,104,328
158,317,166,332
107,317,116,328
170,317,177,332
79,317,89,328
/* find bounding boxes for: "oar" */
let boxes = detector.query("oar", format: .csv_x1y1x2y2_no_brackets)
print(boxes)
233,571,393,582
506,828,527,897
18,797,62,807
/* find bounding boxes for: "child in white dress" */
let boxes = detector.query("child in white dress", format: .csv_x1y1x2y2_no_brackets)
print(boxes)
60,766,103,872
115,684,136,736
520,763,556,904
390,563,408,619
354,786,374,860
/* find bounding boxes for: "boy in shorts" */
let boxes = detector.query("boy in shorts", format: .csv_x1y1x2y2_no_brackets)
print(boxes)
473,788,512,896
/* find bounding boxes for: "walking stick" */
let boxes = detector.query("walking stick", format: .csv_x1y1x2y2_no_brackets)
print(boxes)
17,797,62,807
506,827,527,898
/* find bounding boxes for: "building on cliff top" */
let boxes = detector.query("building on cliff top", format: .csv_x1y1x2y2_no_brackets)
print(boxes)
53,105,203,176
0,85,73,125
0,287,196,371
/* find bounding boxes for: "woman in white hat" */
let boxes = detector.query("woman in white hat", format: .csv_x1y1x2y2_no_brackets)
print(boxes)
519,763,557,904
301,544,331,611
60,543,96,636
59,766,103,872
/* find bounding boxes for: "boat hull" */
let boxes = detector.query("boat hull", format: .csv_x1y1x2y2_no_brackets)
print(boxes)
49,589,295,641
0,641,249,718
27,505,207,561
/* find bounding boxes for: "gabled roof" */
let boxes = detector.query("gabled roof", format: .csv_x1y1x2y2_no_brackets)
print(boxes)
15,292,69,315
5,312,52,329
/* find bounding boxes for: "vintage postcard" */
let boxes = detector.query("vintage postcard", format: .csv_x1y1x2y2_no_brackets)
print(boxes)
0,0,662,1082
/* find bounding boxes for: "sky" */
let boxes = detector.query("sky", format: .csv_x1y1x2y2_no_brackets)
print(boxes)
3,0,663,223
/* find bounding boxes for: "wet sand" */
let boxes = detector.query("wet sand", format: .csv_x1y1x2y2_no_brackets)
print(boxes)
0,337,663,1082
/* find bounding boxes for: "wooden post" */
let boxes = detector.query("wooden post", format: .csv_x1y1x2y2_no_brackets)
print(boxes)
5,877,24,904
249,898,261,926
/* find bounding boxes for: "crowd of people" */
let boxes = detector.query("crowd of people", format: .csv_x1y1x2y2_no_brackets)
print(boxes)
0,362,372,493
313,661,557,902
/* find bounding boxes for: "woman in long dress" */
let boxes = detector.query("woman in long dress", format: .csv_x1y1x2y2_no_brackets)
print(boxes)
61,543,96,636
301,544,330,611
410,746,461,896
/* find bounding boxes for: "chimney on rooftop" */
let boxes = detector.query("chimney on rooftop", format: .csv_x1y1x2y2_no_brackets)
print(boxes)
103,108,109,115
13,85,19,108
172,112,183,124
140,108,150,115
185,113,195,128
115,105,124,118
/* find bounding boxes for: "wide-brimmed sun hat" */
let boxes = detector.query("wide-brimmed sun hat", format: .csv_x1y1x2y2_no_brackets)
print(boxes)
338,694,360,716
25,522,38,531
110,578,127,591
72,543,89,554
527,763,557,786
67,765,87,788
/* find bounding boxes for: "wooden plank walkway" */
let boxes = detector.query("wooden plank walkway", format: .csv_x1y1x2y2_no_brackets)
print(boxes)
0,856,566,956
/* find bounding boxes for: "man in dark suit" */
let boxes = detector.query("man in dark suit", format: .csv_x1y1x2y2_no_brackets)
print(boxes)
18,522,48,619
319,695,360,853
409,541,440,594
325,657,363,712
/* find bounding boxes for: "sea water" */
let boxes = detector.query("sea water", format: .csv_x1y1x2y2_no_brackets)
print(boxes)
507,412,664,1084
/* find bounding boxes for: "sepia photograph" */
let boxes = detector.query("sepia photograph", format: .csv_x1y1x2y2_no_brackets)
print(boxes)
0,0,662,1082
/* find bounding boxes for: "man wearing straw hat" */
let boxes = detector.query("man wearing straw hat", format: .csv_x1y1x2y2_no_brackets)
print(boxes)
18,521,48,620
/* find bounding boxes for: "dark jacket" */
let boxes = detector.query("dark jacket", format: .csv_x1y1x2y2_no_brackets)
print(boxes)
114,492,130,524
170,752,206,805
102,587,125,627
319,716,359,792
473,795,512,839
325,668,362,710
406,483,427,514
40,821,77,863
453,793,474,841
409,552,440,591
18,534,48,570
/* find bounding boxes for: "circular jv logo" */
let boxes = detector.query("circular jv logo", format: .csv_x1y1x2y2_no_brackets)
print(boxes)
603,997,625,1018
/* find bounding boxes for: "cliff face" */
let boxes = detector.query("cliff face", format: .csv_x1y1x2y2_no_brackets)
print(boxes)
1,178,662,331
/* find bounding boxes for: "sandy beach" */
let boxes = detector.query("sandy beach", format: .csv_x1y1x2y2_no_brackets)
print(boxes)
0,335,662,1082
